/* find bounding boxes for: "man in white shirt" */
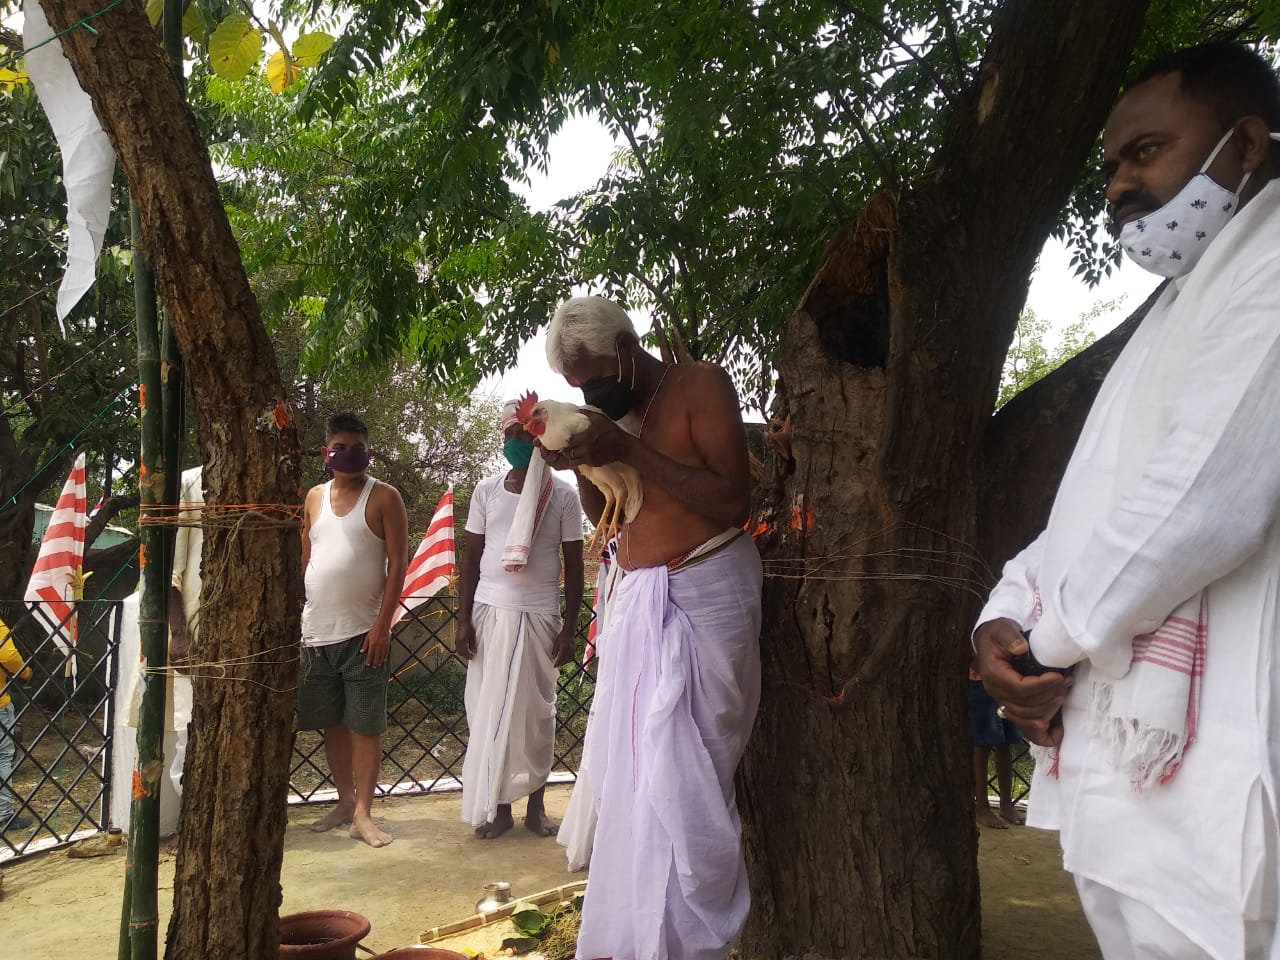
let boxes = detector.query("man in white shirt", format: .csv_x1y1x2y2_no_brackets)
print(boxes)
976,43,1280,957
298,411,408,848
456,401,584,839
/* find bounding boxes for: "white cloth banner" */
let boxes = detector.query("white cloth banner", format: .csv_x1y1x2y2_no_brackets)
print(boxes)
24,0,117,322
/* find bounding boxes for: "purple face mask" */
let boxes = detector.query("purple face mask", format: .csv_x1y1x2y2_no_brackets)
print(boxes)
325,446,372,474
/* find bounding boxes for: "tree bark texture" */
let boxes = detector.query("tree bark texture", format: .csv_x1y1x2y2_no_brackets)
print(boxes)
38,3,303,958
739,2,1149,957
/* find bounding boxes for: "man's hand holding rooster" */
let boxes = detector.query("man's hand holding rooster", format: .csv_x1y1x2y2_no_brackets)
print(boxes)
537,410,634,469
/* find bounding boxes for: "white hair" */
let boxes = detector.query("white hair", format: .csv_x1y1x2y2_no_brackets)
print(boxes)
546,296,637,374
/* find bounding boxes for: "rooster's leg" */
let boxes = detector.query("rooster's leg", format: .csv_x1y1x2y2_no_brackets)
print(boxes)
587,490,615,553
606,492,625,544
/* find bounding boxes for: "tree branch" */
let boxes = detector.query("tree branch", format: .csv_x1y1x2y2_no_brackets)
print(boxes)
933,0,965,76
829,0,958,105
84,492,140,549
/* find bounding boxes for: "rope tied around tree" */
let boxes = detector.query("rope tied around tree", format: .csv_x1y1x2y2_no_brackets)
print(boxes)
136,502,303,530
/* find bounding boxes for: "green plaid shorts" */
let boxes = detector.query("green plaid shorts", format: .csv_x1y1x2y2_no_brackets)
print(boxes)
295,634,389,736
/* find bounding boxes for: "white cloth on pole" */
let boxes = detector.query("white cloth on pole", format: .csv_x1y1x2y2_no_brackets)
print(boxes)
23,0,116,323
110,592,180,835
170,468,204,633
978,181,1280,957
577,534,761,960
460,603,560,825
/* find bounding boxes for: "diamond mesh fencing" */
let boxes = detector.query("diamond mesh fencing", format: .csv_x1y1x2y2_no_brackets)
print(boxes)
1,600,122,859
984,740,1034,805
288,595,596,803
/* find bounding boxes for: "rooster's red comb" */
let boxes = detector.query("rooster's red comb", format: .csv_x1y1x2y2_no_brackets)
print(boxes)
515,391,539,423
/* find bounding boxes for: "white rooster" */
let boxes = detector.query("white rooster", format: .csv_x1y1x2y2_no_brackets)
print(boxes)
515,391,643,550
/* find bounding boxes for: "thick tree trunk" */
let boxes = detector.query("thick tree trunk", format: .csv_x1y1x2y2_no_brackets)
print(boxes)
40,3,303,958
739,3,1149,957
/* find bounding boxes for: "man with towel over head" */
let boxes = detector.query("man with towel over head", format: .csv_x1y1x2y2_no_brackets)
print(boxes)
539,296,762,960
456,401,585,839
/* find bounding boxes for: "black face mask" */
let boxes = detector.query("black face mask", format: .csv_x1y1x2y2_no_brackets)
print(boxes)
581,375,635,421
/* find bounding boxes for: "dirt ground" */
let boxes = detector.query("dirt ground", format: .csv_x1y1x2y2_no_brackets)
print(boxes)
1,786,1098,959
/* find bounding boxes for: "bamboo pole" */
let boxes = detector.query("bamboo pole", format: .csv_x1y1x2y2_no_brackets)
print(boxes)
126,197,167,960
123,3,187,948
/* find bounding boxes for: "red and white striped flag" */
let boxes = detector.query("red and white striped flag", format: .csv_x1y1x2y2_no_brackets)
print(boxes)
25,453,87,669
401,488,456,614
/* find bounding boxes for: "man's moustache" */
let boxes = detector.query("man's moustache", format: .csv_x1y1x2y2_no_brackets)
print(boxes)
1108,190,1162,226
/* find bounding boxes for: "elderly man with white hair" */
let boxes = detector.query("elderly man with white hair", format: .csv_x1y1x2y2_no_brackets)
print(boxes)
540,296,761,960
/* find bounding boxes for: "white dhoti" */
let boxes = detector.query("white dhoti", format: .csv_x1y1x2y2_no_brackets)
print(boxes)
460,603,560,825
558,541,624,872
577,533,762,960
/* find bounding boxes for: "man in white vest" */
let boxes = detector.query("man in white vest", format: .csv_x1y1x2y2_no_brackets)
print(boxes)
298,411,408,848
976,43,1280,957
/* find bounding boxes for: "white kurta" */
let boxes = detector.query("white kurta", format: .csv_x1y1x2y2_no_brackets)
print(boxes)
577,534,762,960
979,181,1280,957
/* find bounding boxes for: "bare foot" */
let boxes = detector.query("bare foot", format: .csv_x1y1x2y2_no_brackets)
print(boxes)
999,803,1025,825
310,803,354,833
349,814,393,848
525,809,558,838
475,809,515,840
164,833,180,855
976,805,1009,829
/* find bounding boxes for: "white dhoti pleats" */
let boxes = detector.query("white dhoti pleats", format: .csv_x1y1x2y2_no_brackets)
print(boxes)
577,535,762,960
460,603,560,825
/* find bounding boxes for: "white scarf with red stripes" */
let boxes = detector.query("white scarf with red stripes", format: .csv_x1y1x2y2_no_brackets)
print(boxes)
1085,592,1207,790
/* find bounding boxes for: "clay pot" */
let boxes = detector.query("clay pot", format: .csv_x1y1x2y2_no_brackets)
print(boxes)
278,910,372,959
369,950,468,960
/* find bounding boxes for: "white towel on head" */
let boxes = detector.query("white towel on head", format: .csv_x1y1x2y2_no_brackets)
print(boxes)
501,448,553,572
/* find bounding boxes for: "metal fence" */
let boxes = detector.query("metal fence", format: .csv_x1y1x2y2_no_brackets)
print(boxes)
0,592,596,861
983,741,1034,805
288,596,597,803
1,599,122,859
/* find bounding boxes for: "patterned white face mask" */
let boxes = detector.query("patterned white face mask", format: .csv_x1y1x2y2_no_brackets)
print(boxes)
1119,127,1280,278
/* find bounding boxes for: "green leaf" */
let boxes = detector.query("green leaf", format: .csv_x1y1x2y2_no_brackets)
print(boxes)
511,909,551,937
145,0,162,27
182,4,208,45
291,32,336,69
209,13,263,82
500,937,541,955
